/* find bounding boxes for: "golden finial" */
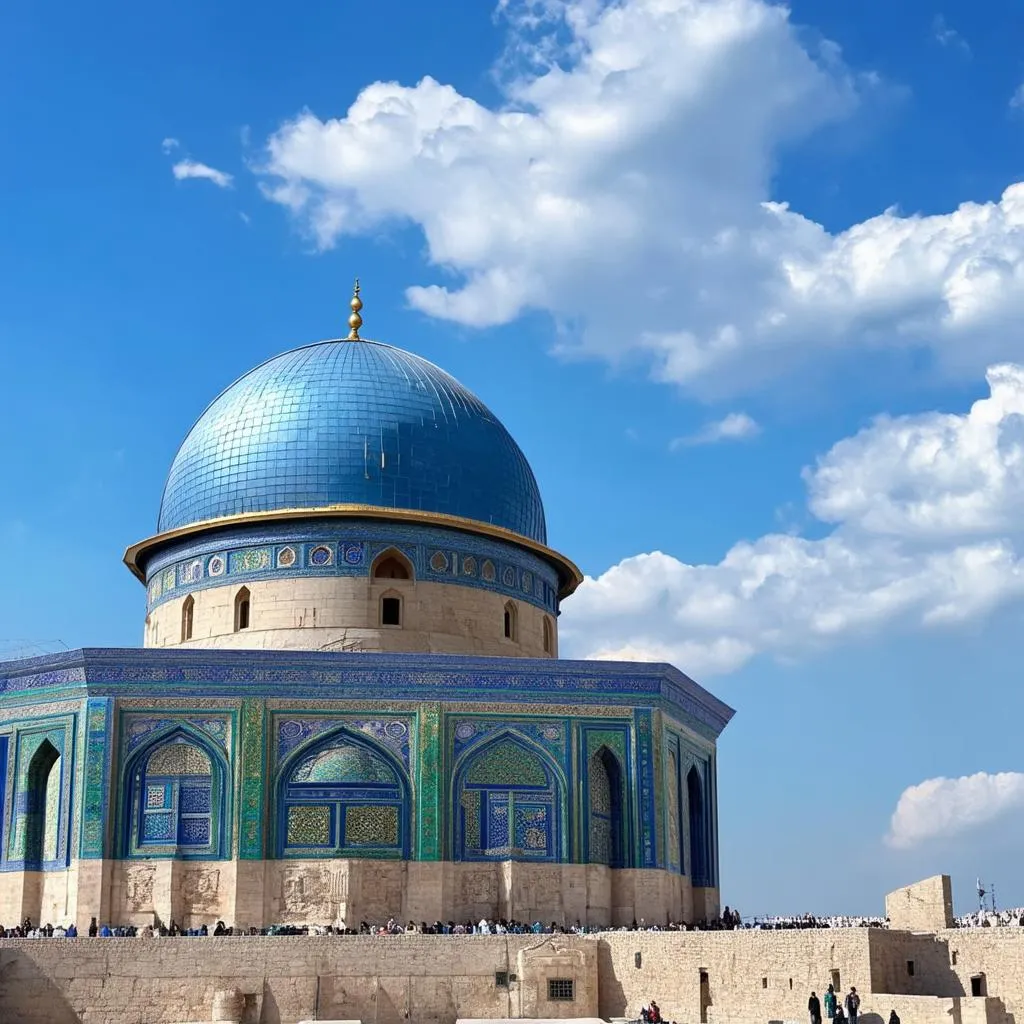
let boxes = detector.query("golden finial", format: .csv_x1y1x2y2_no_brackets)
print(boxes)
346,278,364,340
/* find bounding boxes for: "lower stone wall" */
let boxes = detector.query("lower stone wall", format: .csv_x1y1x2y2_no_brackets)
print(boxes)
598,928,877,1023
3,923,1022,1024
0,860,703,932
0,934,598,1024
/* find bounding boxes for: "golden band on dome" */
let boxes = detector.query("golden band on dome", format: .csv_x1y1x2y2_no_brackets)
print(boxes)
124,504,583,597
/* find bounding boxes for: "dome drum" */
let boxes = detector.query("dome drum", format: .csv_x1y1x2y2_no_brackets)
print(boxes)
138,517,564,616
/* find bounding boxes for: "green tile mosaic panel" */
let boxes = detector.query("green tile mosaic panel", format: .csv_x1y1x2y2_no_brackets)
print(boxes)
148,742,211,776
461,790,481,850
345,804,399,846
287,804,331,846
43,756,61,862
667,749,681,871
466,739,546,786
80,699,113,859
240,700,266,860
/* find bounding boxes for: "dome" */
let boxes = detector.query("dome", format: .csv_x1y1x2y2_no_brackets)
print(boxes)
157,338,547,543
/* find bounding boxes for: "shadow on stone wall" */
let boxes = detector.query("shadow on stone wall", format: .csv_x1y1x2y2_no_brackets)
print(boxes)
0,950,81,1024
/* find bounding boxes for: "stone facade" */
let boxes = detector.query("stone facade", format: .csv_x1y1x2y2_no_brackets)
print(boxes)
0,878,1022,1024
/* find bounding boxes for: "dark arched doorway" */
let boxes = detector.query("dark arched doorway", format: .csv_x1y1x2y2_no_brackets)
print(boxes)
687,765,708,886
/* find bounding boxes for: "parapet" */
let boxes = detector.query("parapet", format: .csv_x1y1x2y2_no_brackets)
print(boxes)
885,874,955,932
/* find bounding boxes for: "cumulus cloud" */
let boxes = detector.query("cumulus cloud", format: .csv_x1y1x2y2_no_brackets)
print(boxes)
257,0,1024,396
671,412,760,448
161,137,180,154
558,364,1024,675
172,159,234,189
1010,84,1024,111
887,772,1024,848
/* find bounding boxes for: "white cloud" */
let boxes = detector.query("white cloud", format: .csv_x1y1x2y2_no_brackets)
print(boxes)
931,15,970,55
172,159,234,189
161,137,180,154
887,772,1024,848
257,0,1024,396
558,363,1024,675
1010,83,1024,111
671,412,760,448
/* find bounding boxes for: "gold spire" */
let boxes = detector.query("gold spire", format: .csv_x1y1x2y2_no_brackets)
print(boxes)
346,278,364,340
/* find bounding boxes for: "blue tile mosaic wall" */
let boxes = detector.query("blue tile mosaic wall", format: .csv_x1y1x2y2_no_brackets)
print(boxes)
157,340,548,543
276,727,410,858
119,725,231,860
0,648,729,880
143,518,561,614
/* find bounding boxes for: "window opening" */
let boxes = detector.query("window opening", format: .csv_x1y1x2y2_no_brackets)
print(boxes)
234,588,250,632
699,970,711,1024
381,596,401,627
503,601,518,641
548,979,574,1002
181,596,194,642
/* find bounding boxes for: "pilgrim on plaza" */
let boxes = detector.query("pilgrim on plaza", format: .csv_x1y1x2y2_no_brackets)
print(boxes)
0,283,733,932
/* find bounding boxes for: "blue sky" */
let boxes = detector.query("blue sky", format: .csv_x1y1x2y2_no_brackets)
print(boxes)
3,0,1024,916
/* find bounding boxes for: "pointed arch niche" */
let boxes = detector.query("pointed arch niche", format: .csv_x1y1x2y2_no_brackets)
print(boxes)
123,728,229,860
688,764,709,887
276,729,411,858
372,548,414,581
587,746,625,868
20,738,62,868
453,732,564,862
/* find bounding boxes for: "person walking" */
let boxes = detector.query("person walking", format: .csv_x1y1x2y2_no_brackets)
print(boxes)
844,987,860,1024
824,985,837,1021
809,991,822,1024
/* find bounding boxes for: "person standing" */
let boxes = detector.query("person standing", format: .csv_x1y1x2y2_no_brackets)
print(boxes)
809,991,822,1024
824,985,837,1021
844,987,860,1024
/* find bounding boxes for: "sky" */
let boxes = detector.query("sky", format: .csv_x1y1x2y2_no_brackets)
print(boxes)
3,0,1024,917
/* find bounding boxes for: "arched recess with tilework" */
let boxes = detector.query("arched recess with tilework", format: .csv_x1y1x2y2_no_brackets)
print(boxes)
451,730,566,863
687,764,709,886
21,739,62,869
586,745,625,868
274,729,412,859
121,726,231,860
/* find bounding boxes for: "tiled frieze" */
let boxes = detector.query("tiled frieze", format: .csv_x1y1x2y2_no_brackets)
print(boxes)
143,518,560,614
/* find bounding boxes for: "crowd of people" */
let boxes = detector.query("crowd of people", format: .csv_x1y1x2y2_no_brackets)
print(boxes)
742,914,887,930
5,903,1024,939
954,908,1024,928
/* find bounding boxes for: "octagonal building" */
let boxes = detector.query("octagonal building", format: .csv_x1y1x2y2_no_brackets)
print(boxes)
0,288,733,931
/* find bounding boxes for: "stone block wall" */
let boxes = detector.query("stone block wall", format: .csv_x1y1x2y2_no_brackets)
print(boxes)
1,925,1024,1024
0,934,597,1024
885,875,954,932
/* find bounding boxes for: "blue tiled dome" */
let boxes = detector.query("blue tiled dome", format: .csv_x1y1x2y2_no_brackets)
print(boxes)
157,339,548,544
